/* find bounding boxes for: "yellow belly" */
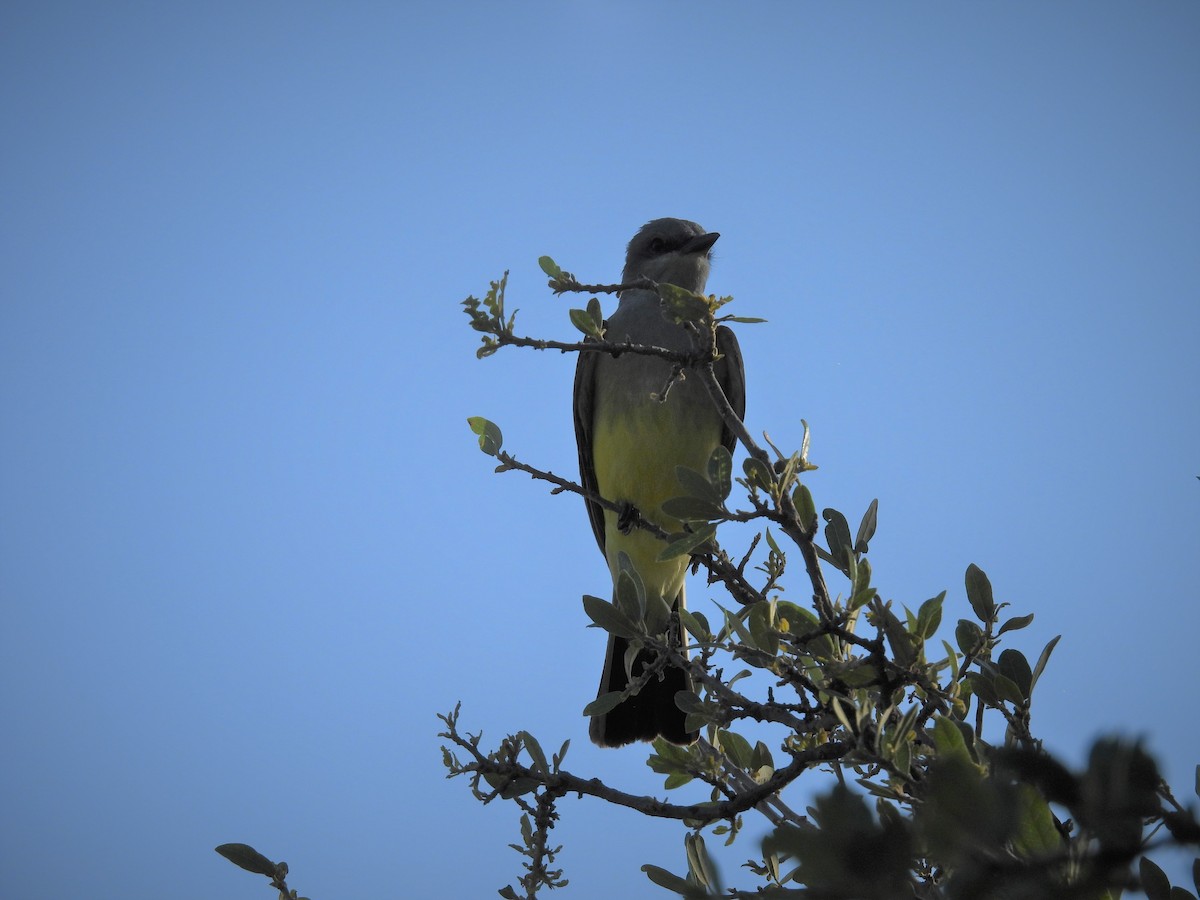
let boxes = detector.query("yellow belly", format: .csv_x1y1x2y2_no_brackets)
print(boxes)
591,393,721,630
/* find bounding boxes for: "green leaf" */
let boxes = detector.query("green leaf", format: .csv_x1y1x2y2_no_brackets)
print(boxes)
955,619,983,655
663,771,694,790
792,484,817,532
776,601,835,657
992,673,1025,706
719,729,754,768
707,446,733,501
1030,634,1061,691
466,416,503,456
997,612,1034,635
552,739,570,770
840,660,880,687
748,602,779,656
660,496,725,523
717,603,754,645
657,283,710,324
965,672,1000,708
538,255,562,278
675,465,721,504
215,843,277,877
891,704,922,750
581,594,640,639
931,716,970,760
822,508,854,571
916,592,946,640
854,499,879,553
751,740,775,775
642,865,694,893
1012,784,1060,857
850,557,872,604
964,563,996,623
586,296,603,328
942,640,961,681
519,731,548,776
569,306,603,339
879,603,916,668
679,608,711,642
742,456,775,492
615,568,646,623
684,833,717,889
583,691,623,717
723,315,767,323
657,524,716,562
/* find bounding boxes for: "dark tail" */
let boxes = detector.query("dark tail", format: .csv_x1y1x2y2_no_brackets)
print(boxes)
588,594,696,748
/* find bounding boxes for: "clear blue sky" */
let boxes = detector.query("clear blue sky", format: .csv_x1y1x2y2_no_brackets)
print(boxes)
2,4,1197,898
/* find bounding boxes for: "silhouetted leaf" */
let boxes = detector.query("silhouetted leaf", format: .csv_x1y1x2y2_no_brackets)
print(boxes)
1031,634,1061,691
215,843,277,877
994,746,1080,807
519,731,548,776
965,563,996,622
823,508,854,571
643,865,695,894
998,613,1034,636
854,498,879,553
999,648,1033,700
1141,857,1172,900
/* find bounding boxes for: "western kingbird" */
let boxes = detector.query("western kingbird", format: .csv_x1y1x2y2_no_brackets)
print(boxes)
573,218,746,747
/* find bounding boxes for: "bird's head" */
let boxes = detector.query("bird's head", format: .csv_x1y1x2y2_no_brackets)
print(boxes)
622,218,719,293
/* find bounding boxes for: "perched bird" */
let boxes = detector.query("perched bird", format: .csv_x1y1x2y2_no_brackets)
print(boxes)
573,218,746,747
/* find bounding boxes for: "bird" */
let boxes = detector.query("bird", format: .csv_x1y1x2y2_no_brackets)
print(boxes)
573,218,746,747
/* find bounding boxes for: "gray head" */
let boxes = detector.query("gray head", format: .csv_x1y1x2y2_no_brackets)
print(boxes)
622,218,719,292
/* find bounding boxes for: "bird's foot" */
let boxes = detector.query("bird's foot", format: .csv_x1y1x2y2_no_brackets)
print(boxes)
616,502,641,535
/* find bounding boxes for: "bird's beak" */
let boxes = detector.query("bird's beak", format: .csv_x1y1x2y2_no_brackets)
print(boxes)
680,232,720,255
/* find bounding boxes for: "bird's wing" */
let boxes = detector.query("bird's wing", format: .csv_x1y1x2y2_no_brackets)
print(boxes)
573,338,607,553
715,324,746,455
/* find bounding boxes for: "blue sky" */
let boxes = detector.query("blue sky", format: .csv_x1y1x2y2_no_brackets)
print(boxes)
2,3,1197,898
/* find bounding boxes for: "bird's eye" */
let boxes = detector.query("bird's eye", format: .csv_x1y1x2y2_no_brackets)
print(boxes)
648,237,666,253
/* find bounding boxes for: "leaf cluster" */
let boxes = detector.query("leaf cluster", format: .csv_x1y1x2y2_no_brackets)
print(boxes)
445,257,1200,899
